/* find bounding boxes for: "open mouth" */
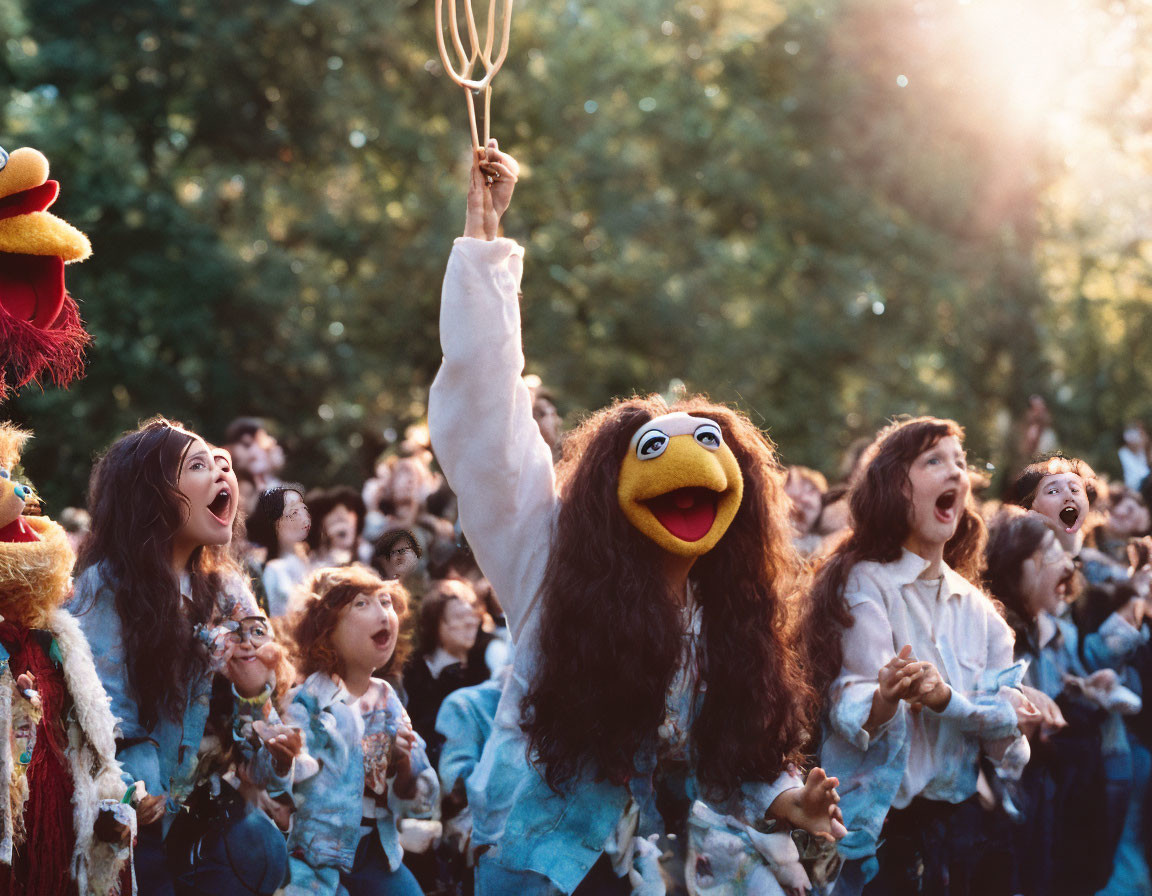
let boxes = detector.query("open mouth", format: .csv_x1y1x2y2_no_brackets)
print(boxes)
646,487,719,542
934,490,958,523
371,627,393,651
208,488,233,524
694,855,714,885
1059,505,1079,529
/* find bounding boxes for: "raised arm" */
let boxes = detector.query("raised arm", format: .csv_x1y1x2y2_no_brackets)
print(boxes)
428,143,557,640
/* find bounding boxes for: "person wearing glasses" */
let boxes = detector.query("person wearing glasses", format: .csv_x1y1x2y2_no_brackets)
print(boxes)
372,528,425,584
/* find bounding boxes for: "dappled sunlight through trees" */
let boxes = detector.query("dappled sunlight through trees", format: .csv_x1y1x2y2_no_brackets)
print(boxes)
2,0,1149,503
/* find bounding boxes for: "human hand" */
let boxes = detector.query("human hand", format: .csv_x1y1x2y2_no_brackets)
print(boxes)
903,660,951,714
876,645,917,705
136,793,166,827
769,766,847,843
253,722,303,776
1120,592,1148,628
1019,685,1066,741
464,139,519,240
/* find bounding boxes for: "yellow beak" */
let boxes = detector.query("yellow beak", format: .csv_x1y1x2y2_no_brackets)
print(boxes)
617,433,743,557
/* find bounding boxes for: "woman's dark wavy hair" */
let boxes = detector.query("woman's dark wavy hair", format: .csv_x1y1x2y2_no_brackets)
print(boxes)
75,417,243,730
800,417,988,711
521,394,812,796
983,506,1056,638
248,484,306,560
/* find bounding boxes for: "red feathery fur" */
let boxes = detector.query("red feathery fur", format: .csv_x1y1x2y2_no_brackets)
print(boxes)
0,293,88,396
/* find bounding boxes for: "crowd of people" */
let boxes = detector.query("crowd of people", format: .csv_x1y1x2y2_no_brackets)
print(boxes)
8,143,1152,896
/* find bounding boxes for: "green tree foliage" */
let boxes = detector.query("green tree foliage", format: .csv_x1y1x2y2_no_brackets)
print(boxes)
0,0,1145,506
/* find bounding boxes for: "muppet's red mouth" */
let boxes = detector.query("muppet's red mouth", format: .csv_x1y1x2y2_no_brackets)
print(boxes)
0,517,39,543
646,487,719,542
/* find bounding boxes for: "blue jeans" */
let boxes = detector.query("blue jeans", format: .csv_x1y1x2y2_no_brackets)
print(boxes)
135,807,288,896
287,834,424,896
476,852,628,896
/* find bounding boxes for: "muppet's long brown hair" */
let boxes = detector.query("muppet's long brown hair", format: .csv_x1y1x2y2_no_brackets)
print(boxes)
521,394,813,796
800,417,988,712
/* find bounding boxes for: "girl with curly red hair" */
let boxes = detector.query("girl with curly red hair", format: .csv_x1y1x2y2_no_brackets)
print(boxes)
281,566,434,896
428,142,843,895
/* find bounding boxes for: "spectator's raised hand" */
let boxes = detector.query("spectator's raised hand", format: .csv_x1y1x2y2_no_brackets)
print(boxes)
464,139,519,240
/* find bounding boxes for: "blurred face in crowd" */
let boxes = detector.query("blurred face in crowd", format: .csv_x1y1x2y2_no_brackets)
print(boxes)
438,597,479,657
1125,425,1148,451
533,396,562,449
1021,531,1075,618
384,537,420,580
391,458,423,505
229,428,282,477
1108,494,1150,538
321,504,358,552
784,470,823,537
1032,472,1090,534
276,490,311,546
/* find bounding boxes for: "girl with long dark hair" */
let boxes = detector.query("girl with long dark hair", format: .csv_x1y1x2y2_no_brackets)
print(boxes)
802,417,1034,896
248,484,312,619
428,143,843,895
72,417,295,894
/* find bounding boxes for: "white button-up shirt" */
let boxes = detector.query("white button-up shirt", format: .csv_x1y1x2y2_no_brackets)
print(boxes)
821,549,1029,865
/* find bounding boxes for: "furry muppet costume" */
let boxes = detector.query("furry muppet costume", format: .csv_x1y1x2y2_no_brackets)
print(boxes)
0,425,133,896
0,145,91,396
429,238,825,894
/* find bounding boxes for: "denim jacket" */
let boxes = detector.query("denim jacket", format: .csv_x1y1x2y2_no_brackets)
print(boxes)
819,551,1030,882
70,563,270,829
282,672,436,877
429,238,801,893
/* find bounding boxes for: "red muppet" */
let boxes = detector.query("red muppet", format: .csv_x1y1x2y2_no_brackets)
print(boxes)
0,144,91,397
428,143,844,894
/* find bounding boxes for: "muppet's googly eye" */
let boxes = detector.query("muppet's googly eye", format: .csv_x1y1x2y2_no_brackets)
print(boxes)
694,423,722,451
0,469,9,480
0,148,8,172
636,430,669,460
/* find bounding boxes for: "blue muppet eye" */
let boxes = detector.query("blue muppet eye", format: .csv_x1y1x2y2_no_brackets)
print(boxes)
636,430,669,460
694,423,722,450
0,148,8,172
0,470,9,479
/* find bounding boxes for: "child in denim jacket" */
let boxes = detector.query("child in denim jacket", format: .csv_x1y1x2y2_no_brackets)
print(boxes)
283,566,436,896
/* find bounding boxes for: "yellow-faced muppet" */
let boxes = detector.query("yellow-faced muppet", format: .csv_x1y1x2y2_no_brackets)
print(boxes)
428,143,843,895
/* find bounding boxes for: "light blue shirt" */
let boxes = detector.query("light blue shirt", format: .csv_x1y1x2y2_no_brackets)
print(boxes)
70,564,227,827
282,672,435,878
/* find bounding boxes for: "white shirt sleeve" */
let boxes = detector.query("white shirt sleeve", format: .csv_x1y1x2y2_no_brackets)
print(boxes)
428,238,559,642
